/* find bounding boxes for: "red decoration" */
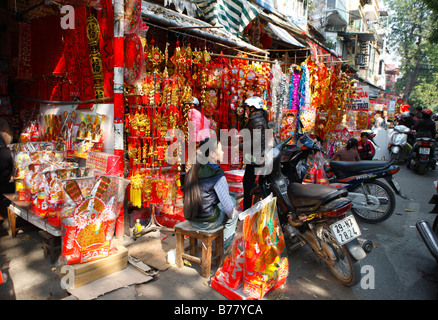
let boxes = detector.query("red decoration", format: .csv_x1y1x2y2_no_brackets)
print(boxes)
260,33,272,49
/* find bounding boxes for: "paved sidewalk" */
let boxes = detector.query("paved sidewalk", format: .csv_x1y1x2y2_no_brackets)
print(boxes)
0,217,229,300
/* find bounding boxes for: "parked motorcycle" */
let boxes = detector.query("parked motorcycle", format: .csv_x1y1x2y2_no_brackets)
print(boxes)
408,137,436,175
251,135,368,286
416,181,438,264
282,133,407,224
388,124,410,162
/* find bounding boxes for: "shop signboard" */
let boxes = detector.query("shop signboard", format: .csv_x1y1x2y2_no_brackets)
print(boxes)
352,85,369,110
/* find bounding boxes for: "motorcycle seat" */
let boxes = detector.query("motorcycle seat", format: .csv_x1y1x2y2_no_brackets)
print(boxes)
287,182,347,211
330,160,390,173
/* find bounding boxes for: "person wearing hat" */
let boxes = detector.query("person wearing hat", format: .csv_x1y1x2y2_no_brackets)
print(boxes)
240,96,270,211
398,111,415,129
185,97,210,172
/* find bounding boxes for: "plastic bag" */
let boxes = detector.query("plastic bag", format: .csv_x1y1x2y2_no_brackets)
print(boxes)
303,151,329,186
211,194,288,300
60,175,129,264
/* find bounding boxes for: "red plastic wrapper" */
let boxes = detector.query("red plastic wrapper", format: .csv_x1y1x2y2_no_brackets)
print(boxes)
60,175,129,264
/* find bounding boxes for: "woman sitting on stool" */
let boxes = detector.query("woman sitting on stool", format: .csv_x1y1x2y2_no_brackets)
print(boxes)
183,138,238,251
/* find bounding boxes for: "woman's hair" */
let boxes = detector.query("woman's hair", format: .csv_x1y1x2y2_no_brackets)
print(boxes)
346,138,358,150
361,132,369,138
183,139,210,220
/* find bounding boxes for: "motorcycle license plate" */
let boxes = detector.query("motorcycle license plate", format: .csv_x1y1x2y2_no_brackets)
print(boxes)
419,148,430,155
330,215,361,246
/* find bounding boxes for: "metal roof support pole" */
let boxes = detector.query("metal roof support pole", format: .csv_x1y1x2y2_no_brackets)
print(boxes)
114,0,125,237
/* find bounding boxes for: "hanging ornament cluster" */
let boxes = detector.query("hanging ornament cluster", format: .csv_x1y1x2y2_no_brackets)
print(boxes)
228,54,270,129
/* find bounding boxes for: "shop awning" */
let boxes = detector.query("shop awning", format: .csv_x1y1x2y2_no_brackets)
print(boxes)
192,0,262,36
266,22,306,48
259,11,306,39
141,1,268,54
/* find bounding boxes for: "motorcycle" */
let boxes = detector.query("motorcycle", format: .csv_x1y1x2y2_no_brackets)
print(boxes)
251,135,368,286
408,137,436,175
282,133,407,224
416,180,438,264
388,124,410,162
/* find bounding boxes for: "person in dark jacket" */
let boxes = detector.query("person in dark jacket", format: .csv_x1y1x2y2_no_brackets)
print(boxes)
414,106,423,122
240,97,270,211
407,108,436,169
183,139,238,250
398,111,415,129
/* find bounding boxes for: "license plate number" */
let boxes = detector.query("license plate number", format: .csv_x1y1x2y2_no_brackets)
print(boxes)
330,215,361,246
419,148,430,155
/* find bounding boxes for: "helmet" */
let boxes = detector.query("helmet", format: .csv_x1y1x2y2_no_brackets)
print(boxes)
184,97,199,106
422,108,433,116
191,97,199,106
244,97,266,110
400,111,410,118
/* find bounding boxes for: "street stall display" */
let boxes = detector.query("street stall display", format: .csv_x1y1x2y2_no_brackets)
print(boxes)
10,117,129,264
211,194,288,300
122,5,274,227
61,175,128,264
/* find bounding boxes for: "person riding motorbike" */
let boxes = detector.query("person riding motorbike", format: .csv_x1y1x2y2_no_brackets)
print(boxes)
398,111,415,129
414,106,423,122
407,108,436,169
241,96,270,211
397,111,416,148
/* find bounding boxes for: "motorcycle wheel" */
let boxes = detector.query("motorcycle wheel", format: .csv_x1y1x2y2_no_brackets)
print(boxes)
350,180,396,223
316,222,361,286
389,150,400,162
417,162,427,175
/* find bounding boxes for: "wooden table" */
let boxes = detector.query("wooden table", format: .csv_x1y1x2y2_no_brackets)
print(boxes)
5,193,62,238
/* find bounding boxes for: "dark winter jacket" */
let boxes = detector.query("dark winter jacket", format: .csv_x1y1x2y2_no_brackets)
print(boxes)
241,109,269,160
413,118,436,139
195,163,224,221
